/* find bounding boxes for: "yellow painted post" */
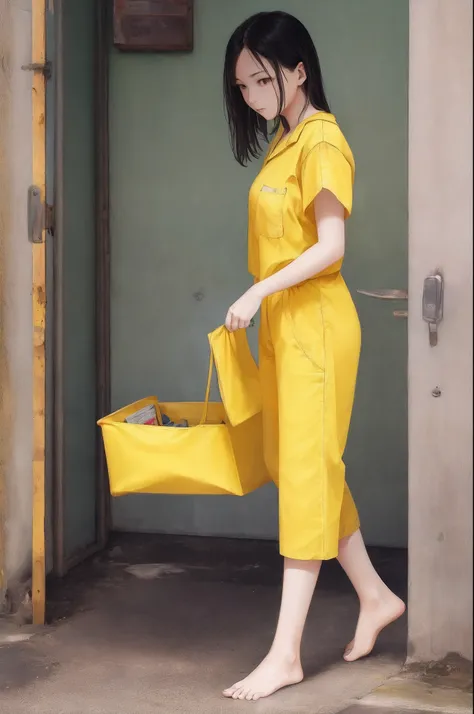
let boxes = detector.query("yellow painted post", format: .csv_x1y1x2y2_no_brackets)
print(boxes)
31,0,47,625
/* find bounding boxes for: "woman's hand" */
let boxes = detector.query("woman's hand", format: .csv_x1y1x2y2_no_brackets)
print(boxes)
225,285,263,332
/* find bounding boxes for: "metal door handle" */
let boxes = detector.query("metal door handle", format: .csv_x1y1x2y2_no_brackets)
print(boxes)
357,288,408,318
422,273,444,346
357,289,408,300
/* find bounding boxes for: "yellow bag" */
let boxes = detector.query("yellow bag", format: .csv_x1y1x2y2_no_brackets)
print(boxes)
97,327,270,497
208,325,261,426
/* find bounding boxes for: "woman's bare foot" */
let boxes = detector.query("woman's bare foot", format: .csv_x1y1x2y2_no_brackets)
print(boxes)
222,653,304,701
344,592,406,662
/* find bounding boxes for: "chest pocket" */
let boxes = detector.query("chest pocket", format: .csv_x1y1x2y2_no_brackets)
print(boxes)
255,185,287,239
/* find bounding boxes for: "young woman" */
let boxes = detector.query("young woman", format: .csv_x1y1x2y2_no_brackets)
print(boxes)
222,11,405,702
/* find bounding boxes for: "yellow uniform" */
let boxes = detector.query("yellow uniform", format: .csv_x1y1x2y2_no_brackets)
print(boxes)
248,113,361,560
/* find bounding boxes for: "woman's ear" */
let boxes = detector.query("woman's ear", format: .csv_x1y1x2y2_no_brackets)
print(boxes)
296,62,307,86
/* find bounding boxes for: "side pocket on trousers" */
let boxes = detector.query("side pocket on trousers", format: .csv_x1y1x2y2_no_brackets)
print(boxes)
285,286,326,372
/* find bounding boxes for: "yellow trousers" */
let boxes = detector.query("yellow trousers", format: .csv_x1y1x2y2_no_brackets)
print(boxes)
259,274,361,560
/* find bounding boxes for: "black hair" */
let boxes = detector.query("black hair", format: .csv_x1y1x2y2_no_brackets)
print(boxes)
223,11,330,166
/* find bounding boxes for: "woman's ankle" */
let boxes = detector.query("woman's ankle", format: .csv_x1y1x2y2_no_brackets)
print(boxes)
358,584,400,609
268,643,301,666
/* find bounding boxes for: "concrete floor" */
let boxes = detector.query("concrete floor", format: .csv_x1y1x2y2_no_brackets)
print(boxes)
0,534,408,714
339,708,428,714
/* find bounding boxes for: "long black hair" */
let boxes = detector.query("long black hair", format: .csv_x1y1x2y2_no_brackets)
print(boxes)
223,11,330,166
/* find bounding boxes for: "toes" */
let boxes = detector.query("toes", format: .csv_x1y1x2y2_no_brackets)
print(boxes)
344,648,362,663
344,640,354,659
223,681,243,697
238,688,251,700
232,687,245,700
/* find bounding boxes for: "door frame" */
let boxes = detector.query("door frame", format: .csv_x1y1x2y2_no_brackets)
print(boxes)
31,0,47,626
49,0,111,579
407,0,473,662
94,0,112,554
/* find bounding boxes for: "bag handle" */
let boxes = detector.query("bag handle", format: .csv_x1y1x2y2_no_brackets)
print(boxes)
199,349,215,425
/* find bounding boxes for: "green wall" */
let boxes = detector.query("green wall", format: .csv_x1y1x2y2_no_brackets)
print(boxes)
109,0,408,546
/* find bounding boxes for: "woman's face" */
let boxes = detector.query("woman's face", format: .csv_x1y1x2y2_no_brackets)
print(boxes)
235,48,305,121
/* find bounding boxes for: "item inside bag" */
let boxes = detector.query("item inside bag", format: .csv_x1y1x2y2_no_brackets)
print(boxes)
125,404,159,426
161,414,189,428
124,403,189,428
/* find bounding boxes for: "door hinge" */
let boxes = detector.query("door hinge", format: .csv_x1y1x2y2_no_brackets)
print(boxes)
28,186,54,243
45,203,55,236
21,61,52,80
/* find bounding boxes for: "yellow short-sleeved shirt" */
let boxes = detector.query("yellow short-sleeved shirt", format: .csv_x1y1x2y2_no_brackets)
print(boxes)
248,112,355,281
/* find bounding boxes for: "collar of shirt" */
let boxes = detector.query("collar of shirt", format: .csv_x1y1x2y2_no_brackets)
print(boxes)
265,112,337,165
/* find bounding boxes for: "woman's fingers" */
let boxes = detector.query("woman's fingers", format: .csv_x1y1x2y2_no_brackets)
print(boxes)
226,308,251,332
226,309,237,332
226,308,235,331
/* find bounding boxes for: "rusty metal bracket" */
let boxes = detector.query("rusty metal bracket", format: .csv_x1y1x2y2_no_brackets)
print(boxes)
21,61,52,80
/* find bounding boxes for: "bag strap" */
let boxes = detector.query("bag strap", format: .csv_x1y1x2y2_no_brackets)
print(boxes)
199,349,215,425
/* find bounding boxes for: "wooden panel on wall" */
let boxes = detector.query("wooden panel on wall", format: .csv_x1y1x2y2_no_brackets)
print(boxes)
113,0,193,52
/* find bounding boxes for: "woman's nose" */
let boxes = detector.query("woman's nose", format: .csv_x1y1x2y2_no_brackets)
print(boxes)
247,85,259,108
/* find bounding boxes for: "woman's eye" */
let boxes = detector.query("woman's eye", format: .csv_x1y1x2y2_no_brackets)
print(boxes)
258,77,272,86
